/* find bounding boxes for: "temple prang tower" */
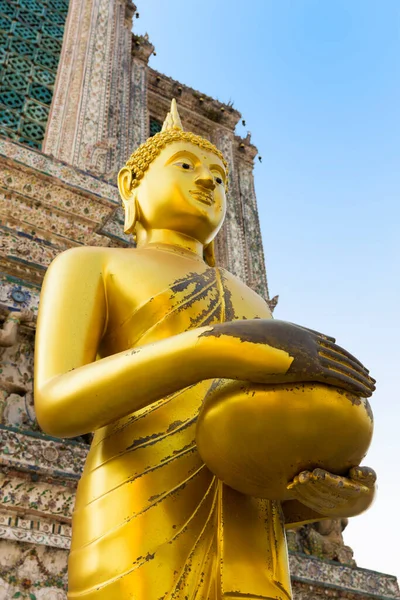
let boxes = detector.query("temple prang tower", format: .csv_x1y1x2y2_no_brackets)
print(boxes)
0,1,398,598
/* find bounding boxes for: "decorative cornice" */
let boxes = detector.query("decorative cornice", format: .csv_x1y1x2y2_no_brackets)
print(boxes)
289,553,400,599
125,0,137,22
132,34,155,63
0,140,131,284
0,137,119,203
0,426,88,480
234,132,259,164
148,68,241,132
0,513,71,549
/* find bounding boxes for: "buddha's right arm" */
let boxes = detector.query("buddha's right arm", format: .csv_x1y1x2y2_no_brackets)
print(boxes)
34,249,294,438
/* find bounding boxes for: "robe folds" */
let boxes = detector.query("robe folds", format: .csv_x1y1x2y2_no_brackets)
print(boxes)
68,268,292,600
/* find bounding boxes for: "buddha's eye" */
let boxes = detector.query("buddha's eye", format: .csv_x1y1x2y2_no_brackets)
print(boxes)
212,172,224,185
174,161,194,170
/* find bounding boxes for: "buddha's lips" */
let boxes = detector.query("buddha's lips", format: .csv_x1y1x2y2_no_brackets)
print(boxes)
189,190,213,205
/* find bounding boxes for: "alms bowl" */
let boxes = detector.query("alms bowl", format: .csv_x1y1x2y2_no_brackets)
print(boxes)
196,381,373,501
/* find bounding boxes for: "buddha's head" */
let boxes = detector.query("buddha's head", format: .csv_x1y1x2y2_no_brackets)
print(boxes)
118,99,228,265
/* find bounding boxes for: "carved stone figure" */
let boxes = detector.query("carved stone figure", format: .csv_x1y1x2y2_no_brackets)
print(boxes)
288,519,355,566
0,310,35,427
0,309,32,349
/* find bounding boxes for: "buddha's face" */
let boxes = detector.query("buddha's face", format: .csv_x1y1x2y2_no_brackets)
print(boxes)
130,141,227,245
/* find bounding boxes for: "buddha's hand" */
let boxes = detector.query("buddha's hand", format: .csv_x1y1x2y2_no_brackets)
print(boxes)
208,319,375,397
7,309,34,323
284,321,375,397
287,467,376,518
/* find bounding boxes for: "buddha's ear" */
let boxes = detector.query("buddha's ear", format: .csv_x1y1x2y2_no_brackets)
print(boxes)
123,200,138,235
118,167,134,202
118,167,137,235
204,241,216,267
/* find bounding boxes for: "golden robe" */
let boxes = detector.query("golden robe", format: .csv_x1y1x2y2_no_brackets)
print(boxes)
68,268,292,600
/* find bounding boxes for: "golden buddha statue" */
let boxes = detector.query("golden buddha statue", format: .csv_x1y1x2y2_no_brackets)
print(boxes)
34,100,376,600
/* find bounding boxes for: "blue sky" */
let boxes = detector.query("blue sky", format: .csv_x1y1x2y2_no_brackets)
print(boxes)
135,0,400,579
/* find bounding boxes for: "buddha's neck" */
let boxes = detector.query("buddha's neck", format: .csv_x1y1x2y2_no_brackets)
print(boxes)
136,227,204,260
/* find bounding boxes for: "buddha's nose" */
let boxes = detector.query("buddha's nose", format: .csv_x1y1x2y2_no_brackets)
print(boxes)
195,168,215,191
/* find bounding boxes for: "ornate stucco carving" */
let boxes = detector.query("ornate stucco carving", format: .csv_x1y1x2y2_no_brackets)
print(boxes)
43,0,135,178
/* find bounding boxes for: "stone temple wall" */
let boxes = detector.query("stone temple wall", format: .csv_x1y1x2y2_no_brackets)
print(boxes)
0,0,399,599
0,136,123,599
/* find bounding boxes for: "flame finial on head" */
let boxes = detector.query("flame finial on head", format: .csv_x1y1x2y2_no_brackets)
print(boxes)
162,98,184,132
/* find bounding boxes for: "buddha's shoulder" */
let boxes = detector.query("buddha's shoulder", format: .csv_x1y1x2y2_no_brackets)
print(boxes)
218,267,264,300
48,246,191,280
44,247,124,284
49,245,139,270
47,245,107,271
218,268,272,319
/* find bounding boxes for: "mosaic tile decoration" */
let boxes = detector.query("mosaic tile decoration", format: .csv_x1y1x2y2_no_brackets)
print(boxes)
290,553,400,599
0,273,40,313
0,137,120,202
0,539,68,599
0,425,88,479
149,116,162,137
0,511,71,549
0,0,70,149
0,540,397,599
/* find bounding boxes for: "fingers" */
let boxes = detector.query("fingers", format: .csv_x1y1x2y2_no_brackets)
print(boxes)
319,339,369,372
280,322,375,397
311,469,369,496
349,466,376,488
288,472,339,508
20,309,34,323
319,349,374,388
320,357,375,393
319,368,374,398
292,487,338,511
318,344,370,377
287,469,370,512
316,339,375,396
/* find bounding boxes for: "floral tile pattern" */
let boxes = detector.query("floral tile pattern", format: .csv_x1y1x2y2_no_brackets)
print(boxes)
0,137,119,203
290,553,400,599
0,427,87,478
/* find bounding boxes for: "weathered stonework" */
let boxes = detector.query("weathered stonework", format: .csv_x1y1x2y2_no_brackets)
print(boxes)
290,553,400,600
0,137,119,202
0,138,131,285
0,540,68,599
237,160,269,298
130,35,155,150
44,0,136,179
0,0,397,598
0,427,86,479
213,128,247,282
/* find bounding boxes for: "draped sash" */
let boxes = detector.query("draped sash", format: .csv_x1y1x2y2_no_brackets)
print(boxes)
68,268,292,600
